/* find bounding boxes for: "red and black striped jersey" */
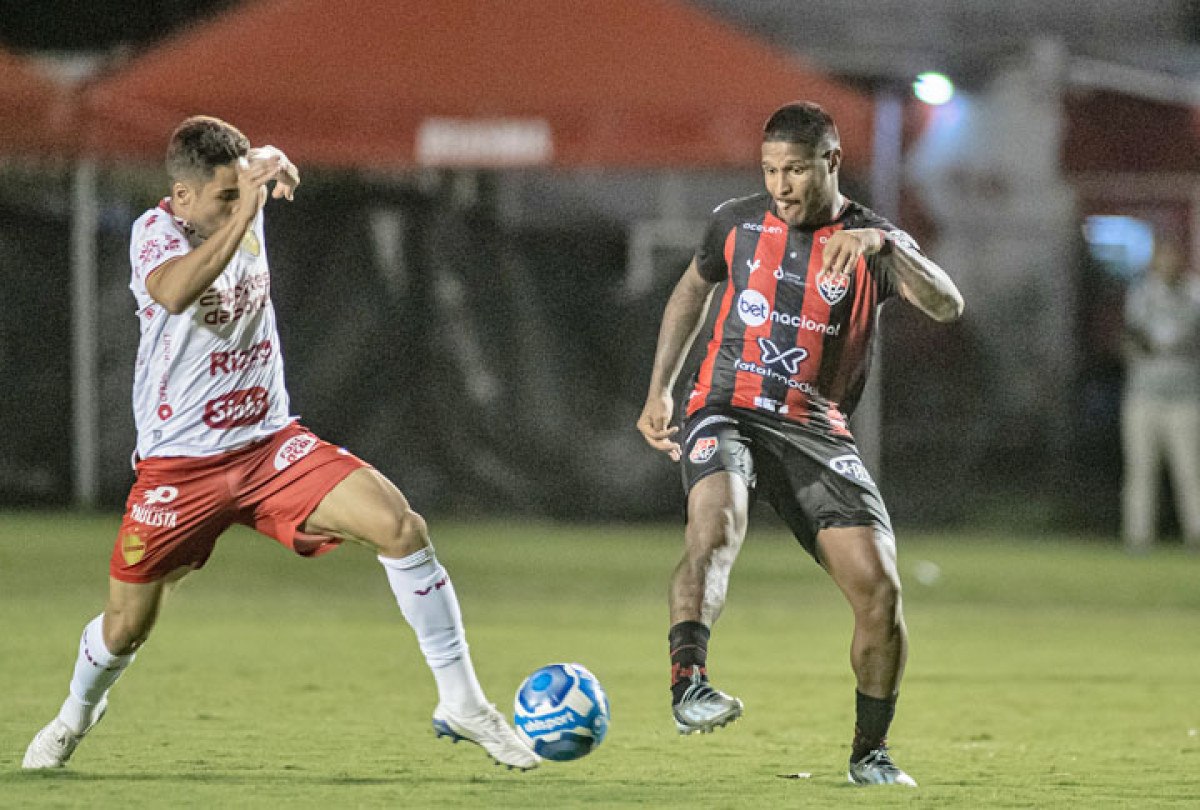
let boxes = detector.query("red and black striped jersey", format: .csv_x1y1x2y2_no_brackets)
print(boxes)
685,192,915,438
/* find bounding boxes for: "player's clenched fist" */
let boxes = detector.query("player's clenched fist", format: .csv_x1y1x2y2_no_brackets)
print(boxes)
638,393,681,462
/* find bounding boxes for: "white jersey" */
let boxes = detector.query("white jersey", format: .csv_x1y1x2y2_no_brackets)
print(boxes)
128,200,292,459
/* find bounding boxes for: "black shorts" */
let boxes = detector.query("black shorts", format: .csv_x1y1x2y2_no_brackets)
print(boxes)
680,407,893,561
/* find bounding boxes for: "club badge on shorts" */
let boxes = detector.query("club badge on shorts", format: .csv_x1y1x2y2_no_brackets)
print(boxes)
689,437,719,464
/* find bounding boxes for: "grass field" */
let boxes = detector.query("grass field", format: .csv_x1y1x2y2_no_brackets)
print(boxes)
2,511,1199,808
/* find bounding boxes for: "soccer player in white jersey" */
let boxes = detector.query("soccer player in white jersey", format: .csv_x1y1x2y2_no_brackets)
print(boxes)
23,116,537,772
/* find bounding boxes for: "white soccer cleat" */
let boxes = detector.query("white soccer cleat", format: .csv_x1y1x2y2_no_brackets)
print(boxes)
672,671,744,735
847,746,918,787
22,699,107,770
432,703,540,771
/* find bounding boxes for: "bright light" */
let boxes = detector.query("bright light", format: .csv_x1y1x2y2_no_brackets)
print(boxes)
913,72,955,106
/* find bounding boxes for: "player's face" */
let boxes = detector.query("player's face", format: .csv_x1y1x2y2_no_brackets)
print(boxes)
761,140,841,228
172,163,241,240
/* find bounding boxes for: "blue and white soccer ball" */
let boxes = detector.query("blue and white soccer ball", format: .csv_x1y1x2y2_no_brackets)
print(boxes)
513,663,610,761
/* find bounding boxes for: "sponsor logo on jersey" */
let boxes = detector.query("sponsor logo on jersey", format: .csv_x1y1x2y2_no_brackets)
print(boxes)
737,289,770,326
735,290,841,336
735,359,817,394
773,266,808,287
120,531,147,565
829,454,874,486
203,386,270,429
757,337,808,374
741,222,784,234
210,339,273,377
816,267,850,306
199,272,270,326
274,434,319,471
754,396,788,414
689,436,719,464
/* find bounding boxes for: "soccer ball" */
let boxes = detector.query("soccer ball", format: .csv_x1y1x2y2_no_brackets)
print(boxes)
513,663,610,761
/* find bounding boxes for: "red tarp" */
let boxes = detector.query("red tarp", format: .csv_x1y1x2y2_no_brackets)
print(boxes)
81,0,873,169
0,47,73,158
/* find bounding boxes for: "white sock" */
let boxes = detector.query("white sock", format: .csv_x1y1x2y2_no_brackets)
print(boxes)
378,548,488,714
57,614,135,734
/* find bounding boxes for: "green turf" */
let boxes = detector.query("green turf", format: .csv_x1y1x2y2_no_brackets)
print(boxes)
2,511,1199,807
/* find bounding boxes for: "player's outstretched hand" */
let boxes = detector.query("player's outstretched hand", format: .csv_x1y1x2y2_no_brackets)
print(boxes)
638,394,681,462
247,145,300,201
821,228,885,277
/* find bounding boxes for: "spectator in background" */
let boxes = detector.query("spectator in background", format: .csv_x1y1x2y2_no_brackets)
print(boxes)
1121,236,1200,553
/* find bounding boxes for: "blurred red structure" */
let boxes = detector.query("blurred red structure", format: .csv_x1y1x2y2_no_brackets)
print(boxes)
0,47,75,158
76,0,874,168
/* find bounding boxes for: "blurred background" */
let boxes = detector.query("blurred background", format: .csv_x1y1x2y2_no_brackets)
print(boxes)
2,0,1198,537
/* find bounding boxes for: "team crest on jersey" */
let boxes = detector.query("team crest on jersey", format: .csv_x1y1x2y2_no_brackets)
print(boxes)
815,267,851,306
240,229,261,257
689,437,719,464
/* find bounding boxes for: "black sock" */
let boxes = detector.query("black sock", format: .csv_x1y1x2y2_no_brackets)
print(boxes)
851,690,897,762
668,621,710,704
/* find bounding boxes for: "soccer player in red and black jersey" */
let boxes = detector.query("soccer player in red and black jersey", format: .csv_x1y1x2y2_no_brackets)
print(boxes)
637,101,963,787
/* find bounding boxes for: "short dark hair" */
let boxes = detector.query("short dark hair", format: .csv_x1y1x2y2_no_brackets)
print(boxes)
762,102,839,150
165,115,249,182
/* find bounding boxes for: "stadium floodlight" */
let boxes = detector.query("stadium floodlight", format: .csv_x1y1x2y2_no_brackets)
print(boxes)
913,72,955,105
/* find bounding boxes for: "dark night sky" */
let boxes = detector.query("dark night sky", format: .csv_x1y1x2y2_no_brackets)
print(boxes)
0,0,240,52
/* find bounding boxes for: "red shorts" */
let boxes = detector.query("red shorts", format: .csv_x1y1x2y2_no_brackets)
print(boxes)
111,421,370,583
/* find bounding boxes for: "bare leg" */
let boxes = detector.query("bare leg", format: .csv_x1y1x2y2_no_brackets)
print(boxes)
817,526,907,699
670,472,751,625
667,472,749,733
819,524,916,785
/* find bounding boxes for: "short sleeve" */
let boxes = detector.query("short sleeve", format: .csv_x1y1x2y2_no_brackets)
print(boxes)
130,212,189,290
693,202,737,283
860,212,921,302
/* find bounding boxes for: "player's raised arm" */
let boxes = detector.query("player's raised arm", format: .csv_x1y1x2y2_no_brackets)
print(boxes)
637,260,719,462
146,154,280,314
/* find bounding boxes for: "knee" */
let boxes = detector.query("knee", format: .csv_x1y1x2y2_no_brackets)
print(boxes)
374,505,429,558
856,576,903,629
102,611,153,656
684,505,744,563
